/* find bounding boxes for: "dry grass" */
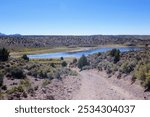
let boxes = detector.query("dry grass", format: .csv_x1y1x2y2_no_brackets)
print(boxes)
10,47,81,58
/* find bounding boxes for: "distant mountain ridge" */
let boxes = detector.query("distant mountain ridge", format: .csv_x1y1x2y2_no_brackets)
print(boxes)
0,32,6,36
0,32,21,36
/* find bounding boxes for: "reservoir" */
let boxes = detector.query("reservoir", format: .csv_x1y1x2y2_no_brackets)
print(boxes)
28,47,141,59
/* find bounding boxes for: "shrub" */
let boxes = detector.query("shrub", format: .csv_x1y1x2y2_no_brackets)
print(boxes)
61,61,67,67
22,54,29,61
22,92,28,98
110,48,118,56
120,60,137,74
144,71,150,89
97,61,117,74
0,92,4,100
10,67,26,79
47,72,54,80
60,57,64,60
42,79,51,87
0,71,4,87
1,85,7,90
39,70,47,78
68,70,78,76
97,64,103,71
59,67,77,76
134,63,150,89
134,64,147,81
97,52,101,56
114,52,120,63
20,79,31,88
78,55,89,70
54,72,61,80
50,63,55,68
7,85,24,95
109,49,120,63
82,65,92,70
73,58,77,64
0,48,9,61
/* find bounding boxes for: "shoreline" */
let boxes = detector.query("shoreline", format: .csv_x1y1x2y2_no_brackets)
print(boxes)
10,44,125,53
10,44,143,59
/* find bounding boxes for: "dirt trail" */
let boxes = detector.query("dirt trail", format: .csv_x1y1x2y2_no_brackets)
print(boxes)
72,69,148,100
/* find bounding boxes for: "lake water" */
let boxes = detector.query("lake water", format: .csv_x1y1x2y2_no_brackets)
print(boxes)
28,47,141,59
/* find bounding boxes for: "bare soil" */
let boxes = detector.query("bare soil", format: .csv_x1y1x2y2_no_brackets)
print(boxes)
72,69,150,100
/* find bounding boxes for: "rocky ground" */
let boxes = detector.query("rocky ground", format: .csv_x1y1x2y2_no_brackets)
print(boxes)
25,75,81,100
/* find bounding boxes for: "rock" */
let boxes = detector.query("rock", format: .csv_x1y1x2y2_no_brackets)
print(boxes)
8,95,13,100
42,88,46,94
46,95,55,100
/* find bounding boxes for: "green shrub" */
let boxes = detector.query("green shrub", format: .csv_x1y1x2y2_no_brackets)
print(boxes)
97,61,117,74
20,79,31,88
73,58,77,64
50,63,55,68
144,71,150,89
39,70,47,78
1,85,7,90
22,54,29,61
42,79,51,87
10,67,26,79
0,71,4,87
60,57,64,60
97,64,103,71
97,52,101,56
0,48,9,61
68,70,78,76
27,64,55,79
120,60,137,74
59,67,77,76
0,92,4,100
109,49,120,63
134,64,147,81
7,85,24,95
61,61,67,67
109,48,118,56
134,63,150,89
78,55,89,70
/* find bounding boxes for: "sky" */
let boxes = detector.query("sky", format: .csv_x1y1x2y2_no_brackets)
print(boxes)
0,0,150,35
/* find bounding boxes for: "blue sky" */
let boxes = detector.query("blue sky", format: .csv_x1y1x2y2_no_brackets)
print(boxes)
0,0,150,35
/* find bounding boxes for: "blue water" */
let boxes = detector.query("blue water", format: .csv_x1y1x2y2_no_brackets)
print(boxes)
28,47,141,59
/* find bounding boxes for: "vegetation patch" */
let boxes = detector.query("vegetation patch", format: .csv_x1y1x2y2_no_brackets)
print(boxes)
10,67,26,79
42,79,51,87
78,55,89,70
0,48,9,61
76,48,150,90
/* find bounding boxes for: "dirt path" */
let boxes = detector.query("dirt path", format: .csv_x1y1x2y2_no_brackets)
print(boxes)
72,69,148,100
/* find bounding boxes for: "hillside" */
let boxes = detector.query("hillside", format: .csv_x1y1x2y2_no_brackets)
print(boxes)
0,35,150,50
